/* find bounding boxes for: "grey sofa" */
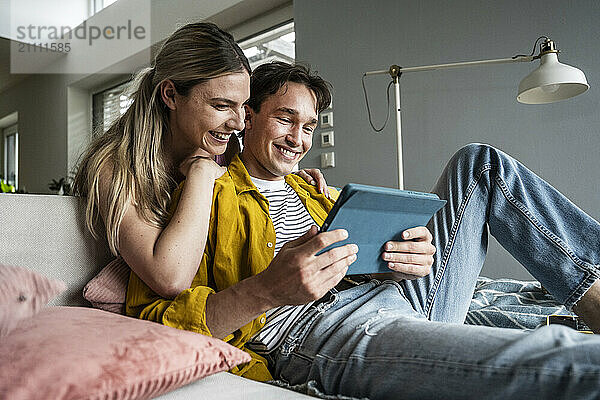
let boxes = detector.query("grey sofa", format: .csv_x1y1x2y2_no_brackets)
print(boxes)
0,193,313,399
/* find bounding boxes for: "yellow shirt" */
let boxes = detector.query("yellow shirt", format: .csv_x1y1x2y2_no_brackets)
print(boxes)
126,154,338,381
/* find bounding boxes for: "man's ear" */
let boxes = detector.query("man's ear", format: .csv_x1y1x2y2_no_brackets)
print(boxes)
243,104,253,131
160,80,177,111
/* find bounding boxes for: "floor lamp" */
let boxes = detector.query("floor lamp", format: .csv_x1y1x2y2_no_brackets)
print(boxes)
363,37,589,190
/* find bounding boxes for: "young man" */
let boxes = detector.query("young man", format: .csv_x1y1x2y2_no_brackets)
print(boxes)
128,62,600,399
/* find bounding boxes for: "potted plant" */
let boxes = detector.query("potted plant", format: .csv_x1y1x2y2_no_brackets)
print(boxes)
48,177,72,195
0,175,16,193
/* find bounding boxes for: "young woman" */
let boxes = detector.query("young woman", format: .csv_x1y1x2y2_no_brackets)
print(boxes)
73,22,326,299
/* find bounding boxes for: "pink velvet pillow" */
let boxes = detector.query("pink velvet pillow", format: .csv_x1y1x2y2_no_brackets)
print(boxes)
83,257,129,314
0,306,251,400
0,264,67,336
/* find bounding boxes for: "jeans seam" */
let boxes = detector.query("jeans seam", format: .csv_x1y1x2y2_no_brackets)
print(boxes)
567,274,599,310
425,163,494,318
287,350,314,363
313,353,600,378
494,174,596,270
426,160,600,316
493,174,600,307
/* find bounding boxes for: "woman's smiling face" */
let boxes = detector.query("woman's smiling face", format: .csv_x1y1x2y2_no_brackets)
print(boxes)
166,72,250,163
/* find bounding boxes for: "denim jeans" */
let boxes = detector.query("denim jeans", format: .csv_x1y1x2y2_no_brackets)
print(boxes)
272,143,600,399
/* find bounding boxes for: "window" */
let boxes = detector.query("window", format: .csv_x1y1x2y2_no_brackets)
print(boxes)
3,124,18,188
91,0,118,15
238,21,295,70
90,21,295,135
92,81,133,134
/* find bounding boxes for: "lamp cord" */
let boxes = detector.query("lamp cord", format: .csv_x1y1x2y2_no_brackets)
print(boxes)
512,35,549,59
362,73,394,132
363,35,549,133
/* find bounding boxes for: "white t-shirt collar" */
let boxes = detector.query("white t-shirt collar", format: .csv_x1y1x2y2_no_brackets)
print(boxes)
250,176,286,192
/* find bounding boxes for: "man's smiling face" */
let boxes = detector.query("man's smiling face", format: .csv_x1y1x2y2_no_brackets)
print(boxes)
241,82,318,180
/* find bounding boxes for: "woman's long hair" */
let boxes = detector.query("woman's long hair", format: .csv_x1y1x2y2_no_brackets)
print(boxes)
73,22,250,256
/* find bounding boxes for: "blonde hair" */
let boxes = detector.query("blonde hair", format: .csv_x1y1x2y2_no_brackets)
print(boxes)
73,22,250,255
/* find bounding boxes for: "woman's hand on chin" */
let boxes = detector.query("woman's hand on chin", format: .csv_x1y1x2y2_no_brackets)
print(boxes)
295,168,330,198
179,155,225,180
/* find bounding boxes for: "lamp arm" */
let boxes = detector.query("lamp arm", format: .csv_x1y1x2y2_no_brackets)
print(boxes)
364,55,533,190
364,55,534,77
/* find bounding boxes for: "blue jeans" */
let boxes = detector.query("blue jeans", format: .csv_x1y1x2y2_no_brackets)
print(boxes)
272,143,600,399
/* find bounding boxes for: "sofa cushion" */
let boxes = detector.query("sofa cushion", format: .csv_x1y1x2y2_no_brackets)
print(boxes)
83,257,129,313
0,263,66,336
0,306,251,400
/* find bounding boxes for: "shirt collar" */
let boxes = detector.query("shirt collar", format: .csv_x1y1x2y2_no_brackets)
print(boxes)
227,153,258,195
250,176,286,192
228,153,309,198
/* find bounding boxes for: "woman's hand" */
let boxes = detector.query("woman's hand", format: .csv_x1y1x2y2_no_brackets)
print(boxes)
117,155,225,298
179,156,226,181
381,226,436,280
295,168,330,198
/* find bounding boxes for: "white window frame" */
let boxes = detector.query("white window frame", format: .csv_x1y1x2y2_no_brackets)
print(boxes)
3,124,18,188
238,20,295,71
90,0,118,16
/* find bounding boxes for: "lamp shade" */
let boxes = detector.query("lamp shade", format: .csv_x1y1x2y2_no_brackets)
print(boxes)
517,52,589,104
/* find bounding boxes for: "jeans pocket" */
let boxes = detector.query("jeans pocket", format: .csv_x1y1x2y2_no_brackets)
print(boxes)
279,294,341,357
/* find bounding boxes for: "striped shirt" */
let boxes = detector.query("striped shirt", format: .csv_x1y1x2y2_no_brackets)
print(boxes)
246,176,317,355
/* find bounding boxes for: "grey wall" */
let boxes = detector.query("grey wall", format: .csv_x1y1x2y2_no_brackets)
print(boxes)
295,0,600,280
0,75,70,193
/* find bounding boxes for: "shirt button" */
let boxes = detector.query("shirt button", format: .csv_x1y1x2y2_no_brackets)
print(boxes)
260,316,266,324
267,242,273,248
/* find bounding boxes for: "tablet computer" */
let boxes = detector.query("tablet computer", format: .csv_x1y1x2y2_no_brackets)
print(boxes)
319,183,446,275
